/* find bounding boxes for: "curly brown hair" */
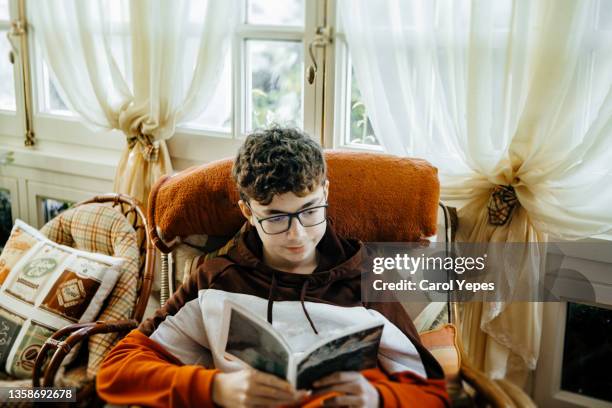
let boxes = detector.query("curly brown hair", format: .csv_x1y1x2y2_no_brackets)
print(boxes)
232,127,326,205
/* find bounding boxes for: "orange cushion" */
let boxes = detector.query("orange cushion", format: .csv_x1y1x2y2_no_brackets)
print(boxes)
148,151,440,252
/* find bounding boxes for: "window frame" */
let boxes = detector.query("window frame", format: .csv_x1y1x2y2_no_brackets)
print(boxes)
24,0,326,168
536,299,612,408
0,0,23,143
324,1,383,152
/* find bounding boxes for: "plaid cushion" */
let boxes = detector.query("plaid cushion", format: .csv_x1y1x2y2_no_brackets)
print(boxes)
41,203,139,378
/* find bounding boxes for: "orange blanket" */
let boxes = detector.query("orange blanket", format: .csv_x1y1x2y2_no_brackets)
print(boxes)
97,330,450,407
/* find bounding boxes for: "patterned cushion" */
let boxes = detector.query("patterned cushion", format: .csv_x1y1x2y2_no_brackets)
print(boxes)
419,323,474,406
41,203,139,378
0,227,39,284
0,220,122,379
420,324,461,383
177,223,247,286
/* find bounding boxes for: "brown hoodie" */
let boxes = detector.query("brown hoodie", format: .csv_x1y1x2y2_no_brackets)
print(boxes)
97,223,450,407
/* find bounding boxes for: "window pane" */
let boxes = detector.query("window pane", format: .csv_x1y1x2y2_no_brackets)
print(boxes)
597,0,612,30
183,42,231,132
40,198,73,224
39,62,71,113
0,0,9,20
561,302,612,402
0,189,13,250
48,78,69,112
247,0,304,26
247,40,303,131
348,66,379,146
40,34,129,115
0,30,16,111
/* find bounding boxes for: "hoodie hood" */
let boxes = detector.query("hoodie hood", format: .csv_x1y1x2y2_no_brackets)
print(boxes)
233,221,365,283
228,221,366,334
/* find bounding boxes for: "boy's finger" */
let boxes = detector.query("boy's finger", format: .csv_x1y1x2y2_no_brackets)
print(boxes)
249,383,299,399
294,389,311,398
254,397,298,407
311,382,359,397
244,395,300,407
252,370,295,391
244,397,293,407
322,395,363,407
312,371,360,387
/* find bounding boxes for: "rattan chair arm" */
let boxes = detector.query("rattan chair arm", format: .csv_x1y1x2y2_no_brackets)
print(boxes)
460,362,516,407
32,319,138,388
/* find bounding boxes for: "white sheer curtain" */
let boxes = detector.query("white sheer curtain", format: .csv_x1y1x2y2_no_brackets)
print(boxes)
341,0,612,384
30,0,238,206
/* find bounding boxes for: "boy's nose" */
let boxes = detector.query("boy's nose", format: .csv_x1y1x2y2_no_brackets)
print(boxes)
287,217,306,239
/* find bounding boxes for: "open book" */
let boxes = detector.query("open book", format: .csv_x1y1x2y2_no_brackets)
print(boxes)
219,300,384,389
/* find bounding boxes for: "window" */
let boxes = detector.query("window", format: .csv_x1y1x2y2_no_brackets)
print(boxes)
40,63,70,115
0,188,12,250
11,0,612,159
561,302,612,403
246,39,303,131
0,0,16,112
34,0,130,118
180,0,308,135
332,22,382,150
0,175,18,252
235,0,307,135
40,197,73,224
35,0,314,147
347,65,378,146
28,0,321,165
246,0,305,132
21,0,385,156
247,0,303,26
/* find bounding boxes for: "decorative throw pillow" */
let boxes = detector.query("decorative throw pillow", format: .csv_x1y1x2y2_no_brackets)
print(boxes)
177,223,248,286
419,323,461,385
0,220,122,379
419,323,474,406
40,203,140,378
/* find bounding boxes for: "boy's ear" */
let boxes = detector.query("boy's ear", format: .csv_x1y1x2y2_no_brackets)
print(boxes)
238,199,254,225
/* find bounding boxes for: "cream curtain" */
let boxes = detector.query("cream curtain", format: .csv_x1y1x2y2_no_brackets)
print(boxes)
341,0,612,384
30,0,237,206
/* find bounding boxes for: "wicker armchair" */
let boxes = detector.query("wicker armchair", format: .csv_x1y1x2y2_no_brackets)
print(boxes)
31,193,155,406
146,152,534,407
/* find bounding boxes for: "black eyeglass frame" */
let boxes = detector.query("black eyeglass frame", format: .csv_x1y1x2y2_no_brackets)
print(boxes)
246,202,329,235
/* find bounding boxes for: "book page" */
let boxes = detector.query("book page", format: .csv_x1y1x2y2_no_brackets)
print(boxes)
225,307,290,380
205,290,427,382
295,324,383,389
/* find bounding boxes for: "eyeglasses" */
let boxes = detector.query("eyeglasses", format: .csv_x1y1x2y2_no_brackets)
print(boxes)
246,200,328,235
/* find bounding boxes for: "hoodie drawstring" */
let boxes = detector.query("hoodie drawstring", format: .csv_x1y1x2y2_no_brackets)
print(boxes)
267,271,278,325
266,272,319,335
300,280,319,335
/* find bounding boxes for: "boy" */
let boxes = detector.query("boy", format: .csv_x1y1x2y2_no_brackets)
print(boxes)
97,128,449,407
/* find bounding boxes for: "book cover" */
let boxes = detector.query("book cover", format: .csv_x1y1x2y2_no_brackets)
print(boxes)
220,300,384,389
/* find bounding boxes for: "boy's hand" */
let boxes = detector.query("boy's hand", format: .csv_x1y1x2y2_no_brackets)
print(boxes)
312,371,380,407
212,368,310,407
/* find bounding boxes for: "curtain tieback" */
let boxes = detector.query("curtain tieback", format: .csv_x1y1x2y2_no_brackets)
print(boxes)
127,134,160,162
487,185,518,226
